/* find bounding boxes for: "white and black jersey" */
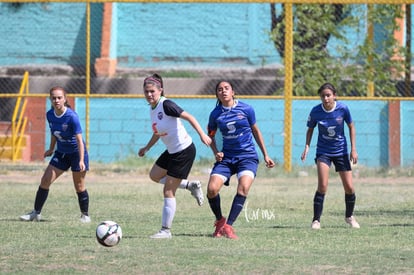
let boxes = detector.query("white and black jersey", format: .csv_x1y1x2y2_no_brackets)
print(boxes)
150,96,192,154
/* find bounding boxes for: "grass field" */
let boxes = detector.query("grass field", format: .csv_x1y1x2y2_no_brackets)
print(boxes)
1,161,414,274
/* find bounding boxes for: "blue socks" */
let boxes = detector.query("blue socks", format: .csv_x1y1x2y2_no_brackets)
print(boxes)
313,191,325,222
208,194,223,221
33,187,89,216
227,194,246,226
209,193,247,226
345,193,356,218
312,192,357,221
34,186,49,214
77,190,89,216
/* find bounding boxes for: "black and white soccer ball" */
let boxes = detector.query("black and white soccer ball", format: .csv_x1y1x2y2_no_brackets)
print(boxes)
96,221,122,247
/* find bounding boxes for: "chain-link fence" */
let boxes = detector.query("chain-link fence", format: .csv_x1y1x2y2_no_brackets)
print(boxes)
1,1,414,171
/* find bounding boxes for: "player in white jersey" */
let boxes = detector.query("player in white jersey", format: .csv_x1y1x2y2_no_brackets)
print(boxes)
301,83,360,230
20,86,90,223
207,80,275,239
138,73,211,239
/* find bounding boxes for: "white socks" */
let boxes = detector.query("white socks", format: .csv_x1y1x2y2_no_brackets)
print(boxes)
161,197,176,229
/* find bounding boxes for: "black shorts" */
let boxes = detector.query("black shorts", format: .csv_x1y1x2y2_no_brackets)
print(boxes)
315,154,351,172
155,142,196,179
49,150,89,172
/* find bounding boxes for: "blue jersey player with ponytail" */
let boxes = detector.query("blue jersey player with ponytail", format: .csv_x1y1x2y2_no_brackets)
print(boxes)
207,80,275,239
301,82,360,230
20,86,90,223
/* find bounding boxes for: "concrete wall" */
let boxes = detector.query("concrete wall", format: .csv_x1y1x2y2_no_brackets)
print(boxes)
0,3,102,67
0,3,369,69
401,101,414,167
45,98,412,168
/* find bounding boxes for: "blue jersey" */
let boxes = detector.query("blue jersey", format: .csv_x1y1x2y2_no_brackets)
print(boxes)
306,101,352,156
208,100,258,159
46,107,85,154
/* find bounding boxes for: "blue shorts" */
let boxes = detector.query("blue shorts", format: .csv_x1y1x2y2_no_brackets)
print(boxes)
211,157,258,186
315,154,351,172
156,142,196,179
50,150,89,172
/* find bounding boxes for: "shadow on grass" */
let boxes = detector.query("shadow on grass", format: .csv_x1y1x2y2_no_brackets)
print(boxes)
357,209,414,216
173,233,213,237
307,209,414,228
0,218,50,222
269,225,305,229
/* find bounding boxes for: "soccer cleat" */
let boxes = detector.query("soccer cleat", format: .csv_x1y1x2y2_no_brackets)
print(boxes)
311,220,321,230
345,216,360,228
150,229,172,239
213,217,226,238
221,224,238,240
188,180,204,206
80,214,91,223
20,210,41,222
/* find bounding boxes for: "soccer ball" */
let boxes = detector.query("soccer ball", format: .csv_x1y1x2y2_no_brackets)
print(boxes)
96,221,122,247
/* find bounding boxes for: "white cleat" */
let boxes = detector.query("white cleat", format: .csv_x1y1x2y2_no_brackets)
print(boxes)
311,220,321,230
80,214,91,223
188,180,204,206
20,210,41,222
150,229,172,239
345,216,360,228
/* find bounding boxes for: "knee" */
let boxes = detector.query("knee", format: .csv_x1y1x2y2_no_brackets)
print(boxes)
40,176,51,189
163,187,176,198
207,185,219,198
317,181,328,194
149,172,162,183
342,181,354,194
207,189,218,199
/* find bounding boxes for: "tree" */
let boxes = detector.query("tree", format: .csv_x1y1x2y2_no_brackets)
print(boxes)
270,4,407,96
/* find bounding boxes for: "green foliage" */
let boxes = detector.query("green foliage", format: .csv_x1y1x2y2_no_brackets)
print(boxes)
270,4,407,96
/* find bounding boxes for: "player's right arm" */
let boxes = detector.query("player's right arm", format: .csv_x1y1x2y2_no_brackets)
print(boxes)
207,110,224,162
138,134,160,157
44,135,57,158
301,127,314,162
207,127,224,162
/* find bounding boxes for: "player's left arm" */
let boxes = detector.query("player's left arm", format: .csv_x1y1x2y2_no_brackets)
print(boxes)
251,123,275,168
75,133,86,171
180,111,211,146
347,121,358,164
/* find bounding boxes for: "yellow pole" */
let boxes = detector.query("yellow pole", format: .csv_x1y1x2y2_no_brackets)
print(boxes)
367,4,375,97
85,1,91,149
283,3,293,172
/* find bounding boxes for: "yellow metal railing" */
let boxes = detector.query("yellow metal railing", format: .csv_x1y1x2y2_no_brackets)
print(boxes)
11,71,29,161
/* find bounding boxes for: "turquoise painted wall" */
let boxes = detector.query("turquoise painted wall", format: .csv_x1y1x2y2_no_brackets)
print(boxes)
401,101,414,167
116,3,280,67
56,98,412,168
2,3,413,68
0,3,102,66
0,3,370,68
